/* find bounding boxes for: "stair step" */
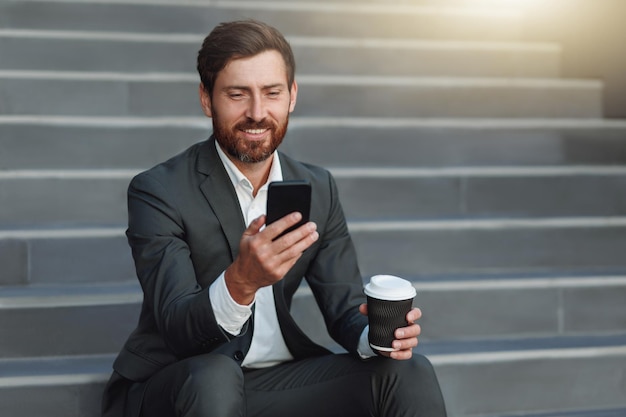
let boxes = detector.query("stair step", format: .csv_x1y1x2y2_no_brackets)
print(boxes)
0,354,112,417
294,38,560,78
417,276,626,341
284,118,626,167
0,116,206,170
0,72,604,118
0,227,132,286
0,1,523,40
335,167,626,220
2,275,624,358
0,171,133,227
1,336,624,417
292,275,626,346
349,217,626,278
296,76,603,119
2,219,626,285
0,29,561,78
420,332,626,356
430,339,626,417
2,117,626,170
0,354,113,388
2,167,626,226
0,282,141,358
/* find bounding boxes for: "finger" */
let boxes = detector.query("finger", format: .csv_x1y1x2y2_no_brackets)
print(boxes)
406,307,422,323
392,335,419,351
273,222,318,257
395,323,421,340
389,348,414,360
283,229,319,261
264,211,303,240
261,226,318,281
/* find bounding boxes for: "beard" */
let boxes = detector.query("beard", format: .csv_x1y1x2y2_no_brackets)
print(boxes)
212,111,289,164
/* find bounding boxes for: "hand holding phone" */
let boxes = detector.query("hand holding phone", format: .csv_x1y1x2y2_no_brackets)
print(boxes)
266,180,311,239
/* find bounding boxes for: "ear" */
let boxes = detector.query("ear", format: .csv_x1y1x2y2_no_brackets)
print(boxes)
198,83,213,117
288,80,298,113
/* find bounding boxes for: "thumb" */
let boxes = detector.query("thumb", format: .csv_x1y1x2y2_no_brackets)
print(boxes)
359,303,368,316
243,215,266,236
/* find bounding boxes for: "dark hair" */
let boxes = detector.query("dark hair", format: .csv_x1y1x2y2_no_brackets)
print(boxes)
197,19,296,95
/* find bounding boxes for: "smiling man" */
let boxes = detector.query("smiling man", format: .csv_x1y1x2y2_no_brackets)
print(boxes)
101,19,447,417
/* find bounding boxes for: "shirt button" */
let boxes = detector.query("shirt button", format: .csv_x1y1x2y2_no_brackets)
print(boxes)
233,351,245,362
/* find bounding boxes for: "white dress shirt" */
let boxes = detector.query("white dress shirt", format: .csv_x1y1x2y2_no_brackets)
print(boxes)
210,141,374,368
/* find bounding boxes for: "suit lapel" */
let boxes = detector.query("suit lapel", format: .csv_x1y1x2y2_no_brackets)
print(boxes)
278,151,299,181
197,137,246,260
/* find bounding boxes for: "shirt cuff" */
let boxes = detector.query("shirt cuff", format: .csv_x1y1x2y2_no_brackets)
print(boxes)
209,272,254,336
357,325,376,359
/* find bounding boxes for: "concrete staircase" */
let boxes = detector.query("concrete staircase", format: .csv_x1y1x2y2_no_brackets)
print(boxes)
1,1,626,416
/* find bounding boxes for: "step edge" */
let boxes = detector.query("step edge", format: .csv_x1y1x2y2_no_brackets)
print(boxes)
3,216,626,239
0,372,109,388
0,353,115,388
3,274,625,309
298,75,603,89
0,291,142,309
4,165,626,180
7,0,523,17
0,70,602,88
429,344,626,366
2,115,626,129
0,344,623,388
329,166,626,178
347,216,626,231
494,406,626,417
0,169,139,179
0,115,210,127
0,29,559,52
0,227,126,239
294,275,626,296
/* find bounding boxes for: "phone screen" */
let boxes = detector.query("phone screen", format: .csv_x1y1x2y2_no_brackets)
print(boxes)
266,180,311,238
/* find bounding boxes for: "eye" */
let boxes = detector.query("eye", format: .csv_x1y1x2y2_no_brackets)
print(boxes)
225,89,248,100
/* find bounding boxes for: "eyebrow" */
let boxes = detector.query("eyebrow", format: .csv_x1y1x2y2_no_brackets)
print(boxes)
223,83,286,92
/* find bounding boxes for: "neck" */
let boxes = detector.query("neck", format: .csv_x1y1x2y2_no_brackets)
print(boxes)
231,155,274,197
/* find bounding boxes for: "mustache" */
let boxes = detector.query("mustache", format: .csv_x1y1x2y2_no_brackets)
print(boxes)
235,120,275,130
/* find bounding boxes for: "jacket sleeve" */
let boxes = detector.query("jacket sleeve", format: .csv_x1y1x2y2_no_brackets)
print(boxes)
126,171,236,358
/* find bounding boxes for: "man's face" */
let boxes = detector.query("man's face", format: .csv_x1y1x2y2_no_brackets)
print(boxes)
199,50,298,164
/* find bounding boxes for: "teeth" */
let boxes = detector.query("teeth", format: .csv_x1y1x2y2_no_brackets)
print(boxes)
244,129,267,134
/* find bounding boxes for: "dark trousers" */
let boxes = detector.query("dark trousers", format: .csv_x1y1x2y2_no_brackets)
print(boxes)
138,353,447,417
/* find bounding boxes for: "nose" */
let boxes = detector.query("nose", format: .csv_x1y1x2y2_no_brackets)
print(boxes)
245,95,267,122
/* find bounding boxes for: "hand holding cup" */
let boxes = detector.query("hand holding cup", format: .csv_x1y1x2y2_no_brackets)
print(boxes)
362,275,419,359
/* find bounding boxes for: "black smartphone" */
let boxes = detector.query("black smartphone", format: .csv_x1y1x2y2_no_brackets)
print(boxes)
266,180,311,239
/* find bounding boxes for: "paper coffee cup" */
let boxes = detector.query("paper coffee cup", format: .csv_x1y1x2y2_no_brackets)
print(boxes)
364,275,416,352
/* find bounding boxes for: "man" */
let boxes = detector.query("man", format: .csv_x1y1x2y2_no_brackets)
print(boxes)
102,19,447,417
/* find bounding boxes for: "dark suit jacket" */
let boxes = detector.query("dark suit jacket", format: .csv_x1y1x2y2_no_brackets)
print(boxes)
102,137,368,416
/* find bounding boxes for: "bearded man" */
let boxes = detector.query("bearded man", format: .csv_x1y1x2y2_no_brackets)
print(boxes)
101,19,447,417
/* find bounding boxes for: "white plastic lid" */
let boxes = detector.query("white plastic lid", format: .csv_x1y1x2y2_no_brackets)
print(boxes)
364,275,416,301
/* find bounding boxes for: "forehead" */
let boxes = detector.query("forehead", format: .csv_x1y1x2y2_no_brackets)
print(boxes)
216,50,289,88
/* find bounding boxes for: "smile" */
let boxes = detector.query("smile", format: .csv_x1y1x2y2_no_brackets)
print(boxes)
243,128,268,134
